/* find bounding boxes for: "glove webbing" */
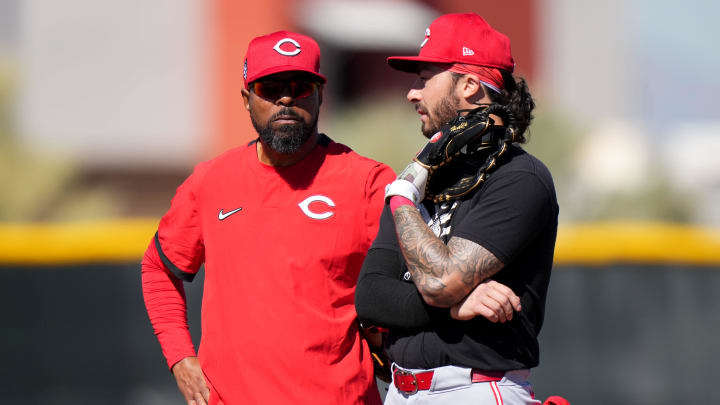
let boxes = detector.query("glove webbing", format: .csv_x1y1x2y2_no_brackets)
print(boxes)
426,104,517,203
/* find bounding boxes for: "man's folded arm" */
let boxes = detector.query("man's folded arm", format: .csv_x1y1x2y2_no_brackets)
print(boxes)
392,205,505,308
355,247,447,330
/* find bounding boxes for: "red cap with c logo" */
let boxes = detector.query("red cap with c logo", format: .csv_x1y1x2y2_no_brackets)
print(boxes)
243,30,327,88
387,13,515,74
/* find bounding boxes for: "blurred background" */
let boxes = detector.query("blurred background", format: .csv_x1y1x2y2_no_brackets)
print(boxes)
1,0,719,404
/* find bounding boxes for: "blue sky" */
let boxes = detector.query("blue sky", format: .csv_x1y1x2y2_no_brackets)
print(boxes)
624,0,719,128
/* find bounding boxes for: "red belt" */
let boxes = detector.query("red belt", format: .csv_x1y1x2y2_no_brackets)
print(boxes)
393,368,504,394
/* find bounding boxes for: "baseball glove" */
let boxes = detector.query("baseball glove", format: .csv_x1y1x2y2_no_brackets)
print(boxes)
417,104,517,202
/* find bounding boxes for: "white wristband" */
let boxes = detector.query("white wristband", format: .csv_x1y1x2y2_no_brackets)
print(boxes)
385,179,421,205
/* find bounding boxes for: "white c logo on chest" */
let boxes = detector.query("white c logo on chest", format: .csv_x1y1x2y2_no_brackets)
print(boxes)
298,195,335,220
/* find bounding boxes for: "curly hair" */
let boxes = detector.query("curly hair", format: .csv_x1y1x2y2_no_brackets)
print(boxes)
451,71,535,143
489,71,535,143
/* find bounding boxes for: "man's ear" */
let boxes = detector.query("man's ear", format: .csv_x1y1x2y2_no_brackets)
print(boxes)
317,84,324,106
241,88,251,111
459,74,487,104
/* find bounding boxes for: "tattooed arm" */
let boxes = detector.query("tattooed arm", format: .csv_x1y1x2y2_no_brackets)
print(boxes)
393,205,504,307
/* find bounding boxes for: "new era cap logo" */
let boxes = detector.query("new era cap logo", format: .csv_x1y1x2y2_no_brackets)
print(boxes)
462,47,475,56
273,38,301,56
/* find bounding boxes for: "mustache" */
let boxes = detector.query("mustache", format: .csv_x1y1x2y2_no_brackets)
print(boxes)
270,108,303,122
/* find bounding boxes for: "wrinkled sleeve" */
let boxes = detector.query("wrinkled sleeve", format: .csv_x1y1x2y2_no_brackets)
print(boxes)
363,163,396,245
451,171,556,264
141,240,196,370
355,206,447,330
155,165,206,281
141,164,207,370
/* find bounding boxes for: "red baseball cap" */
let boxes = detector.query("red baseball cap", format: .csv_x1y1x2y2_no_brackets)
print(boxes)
243,30,327,88
387,13,515,73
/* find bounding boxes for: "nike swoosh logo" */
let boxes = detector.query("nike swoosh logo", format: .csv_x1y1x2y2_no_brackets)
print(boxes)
218,207,242,220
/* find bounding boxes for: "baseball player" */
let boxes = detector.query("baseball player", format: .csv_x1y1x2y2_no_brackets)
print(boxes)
355,13,559,404
141,30,395,404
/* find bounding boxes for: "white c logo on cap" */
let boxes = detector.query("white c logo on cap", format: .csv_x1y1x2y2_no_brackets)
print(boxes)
420,28,430,48
298,195,335,220
273,38,302,56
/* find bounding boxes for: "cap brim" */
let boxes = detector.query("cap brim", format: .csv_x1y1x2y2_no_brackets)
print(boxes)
387,55,454,73
246,65,327,86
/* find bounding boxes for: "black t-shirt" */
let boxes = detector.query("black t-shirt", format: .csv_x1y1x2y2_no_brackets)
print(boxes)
355,145,559,371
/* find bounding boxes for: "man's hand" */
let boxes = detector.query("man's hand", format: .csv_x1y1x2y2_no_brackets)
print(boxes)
450,280,521,322
385,162,428,205
360,326,383,349
172,356,210,405
359,325,392,383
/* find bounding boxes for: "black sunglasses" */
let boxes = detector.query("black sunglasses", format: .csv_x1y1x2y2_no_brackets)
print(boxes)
250,80,319,100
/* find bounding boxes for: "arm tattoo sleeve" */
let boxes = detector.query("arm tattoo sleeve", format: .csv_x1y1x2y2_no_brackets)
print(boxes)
393,205,504,307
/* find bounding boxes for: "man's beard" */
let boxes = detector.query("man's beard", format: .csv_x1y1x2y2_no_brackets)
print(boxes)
251,108,317,154
422,92,461,138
